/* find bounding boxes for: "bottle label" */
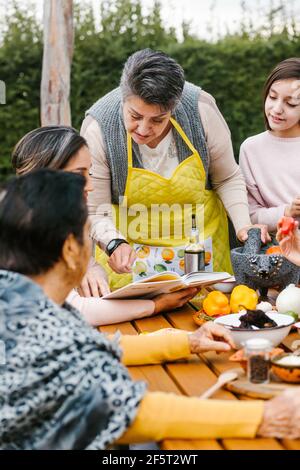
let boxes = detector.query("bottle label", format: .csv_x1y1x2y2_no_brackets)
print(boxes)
184,251,205,273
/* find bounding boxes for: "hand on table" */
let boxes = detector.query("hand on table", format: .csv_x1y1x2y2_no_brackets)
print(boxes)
188,321,236,354
153,287,199,314
237,224,271,244
276,220,300,266
108,243,136,274
78,262,110,297
257,390,300,438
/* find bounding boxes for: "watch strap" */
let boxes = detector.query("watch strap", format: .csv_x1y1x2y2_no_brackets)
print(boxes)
106,239,129,257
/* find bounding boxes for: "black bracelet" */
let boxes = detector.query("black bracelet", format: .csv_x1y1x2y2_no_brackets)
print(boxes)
106,239,129,257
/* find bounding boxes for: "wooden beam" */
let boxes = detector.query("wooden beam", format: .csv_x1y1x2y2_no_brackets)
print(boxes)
41,0,74,126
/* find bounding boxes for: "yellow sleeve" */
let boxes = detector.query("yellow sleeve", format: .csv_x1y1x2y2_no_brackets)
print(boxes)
117,392,264,444
119,330,191,366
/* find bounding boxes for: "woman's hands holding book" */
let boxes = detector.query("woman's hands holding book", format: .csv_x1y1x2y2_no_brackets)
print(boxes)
153,287,199,314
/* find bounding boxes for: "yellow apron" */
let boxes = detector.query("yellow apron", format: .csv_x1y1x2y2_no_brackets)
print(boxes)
96,118,232,289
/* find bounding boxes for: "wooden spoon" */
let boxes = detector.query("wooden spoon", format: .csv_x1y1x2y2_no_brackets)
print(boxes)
199,370,239,399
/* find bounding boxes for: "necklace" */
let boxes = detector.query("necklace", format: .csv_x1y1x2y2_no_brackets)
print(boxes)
167,135,178,159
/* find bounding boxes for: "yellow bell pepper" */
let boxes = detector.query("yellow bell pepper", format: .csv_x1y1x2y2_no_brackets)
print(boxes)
230,285,258,313
203,291,231,316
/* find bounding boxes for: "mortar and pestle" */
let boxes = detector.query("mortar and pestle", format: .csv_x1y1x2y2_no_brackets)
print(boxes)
231,228,300,299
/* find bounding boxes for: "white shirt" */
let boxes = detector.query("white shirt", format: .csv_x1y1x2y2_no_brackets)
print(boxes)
139,129,179,178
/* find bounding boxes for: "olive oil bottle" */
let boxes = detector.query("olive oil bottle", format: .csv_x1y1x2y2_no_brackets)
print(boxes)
184,214,205,274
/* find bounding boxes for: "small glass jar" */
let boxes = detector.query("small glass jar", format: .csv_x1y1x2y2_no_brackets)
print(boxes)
244,338,272,384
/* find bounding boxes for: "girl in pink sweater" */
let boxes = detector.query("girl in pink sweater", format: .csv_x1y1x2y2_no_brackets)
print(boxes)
11,126,197,325
240,58,300,233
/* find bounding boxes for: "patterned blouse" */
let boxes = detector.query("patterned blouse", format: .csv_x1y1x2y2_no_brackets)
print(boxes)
0,270,146,449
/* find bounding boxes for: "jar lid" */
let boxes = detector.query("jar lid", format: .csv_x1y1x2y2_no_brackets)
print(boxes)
243,338,272,350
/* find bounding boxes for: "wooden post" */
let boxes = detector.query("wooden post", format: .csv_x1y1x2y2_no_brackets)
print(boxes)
41,0,74,126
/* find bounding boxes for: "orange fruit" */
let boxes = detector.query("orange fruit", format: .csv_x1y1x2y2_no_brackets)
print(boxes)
179,259,185,271
162,248,175,261
205,251,211,265
266,246,282,255
136,245,150,258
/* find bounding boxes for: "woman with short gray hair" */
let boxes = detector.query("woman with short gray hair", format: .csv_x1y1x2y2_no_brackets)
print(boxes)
120,49,184,109
82,48,269,290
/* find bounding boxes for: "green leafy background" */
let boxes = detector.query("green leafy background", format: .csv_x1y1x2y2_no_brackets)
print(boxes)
1,0,300,181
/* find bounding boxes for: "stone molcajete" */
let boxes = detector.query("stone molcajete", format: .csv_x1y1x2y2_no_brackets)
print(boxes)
231,228,300,299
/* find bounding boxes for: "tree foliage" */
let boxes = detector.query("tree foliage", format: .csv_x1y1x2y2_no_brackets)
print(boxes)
0,0,300,180
0,2,42,179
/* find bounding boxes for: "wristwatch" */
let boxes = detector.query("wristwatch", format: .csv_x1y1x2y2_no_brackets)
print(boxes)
106,238,129,257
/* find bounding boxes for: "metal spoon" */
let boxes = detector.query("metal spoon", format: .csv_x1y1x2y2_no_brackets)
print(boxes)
199,370,239,399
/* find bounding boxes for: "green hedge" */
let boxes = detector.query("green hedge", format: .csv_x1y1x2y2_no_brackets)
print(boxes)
0,0,300,181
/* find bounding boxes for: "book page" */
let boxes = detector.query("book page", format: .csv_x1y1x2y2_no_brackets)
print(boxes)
132,244,186,280
102,278,184,300
138,272,180,283
183,271,231,285
102,271,231,300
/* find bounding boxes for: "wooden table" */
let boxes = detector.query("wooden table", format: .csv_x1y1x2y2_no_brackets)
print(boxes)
100,303,300,450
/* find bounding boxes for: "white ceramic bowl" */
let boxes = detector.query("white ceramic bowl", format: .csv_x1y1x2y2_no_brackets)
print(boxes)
212,276,236,294
214,312,295,349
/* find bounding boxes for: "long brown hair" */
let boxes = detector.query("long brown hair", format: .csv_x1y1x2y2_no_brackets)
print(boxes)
263,58,300,129
12,126,88,175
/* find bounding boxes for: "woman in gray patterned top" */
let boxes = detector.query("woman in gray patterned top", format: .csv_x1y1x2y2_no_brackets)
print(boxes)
1,169,300,450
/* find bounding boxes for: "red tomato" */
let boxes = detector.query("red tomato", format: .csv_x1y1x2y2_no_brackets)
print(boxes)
278,216,296,235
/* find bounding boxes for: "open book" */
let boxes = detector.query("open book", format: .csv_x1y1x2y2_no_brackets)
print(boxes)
103,271,231,300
